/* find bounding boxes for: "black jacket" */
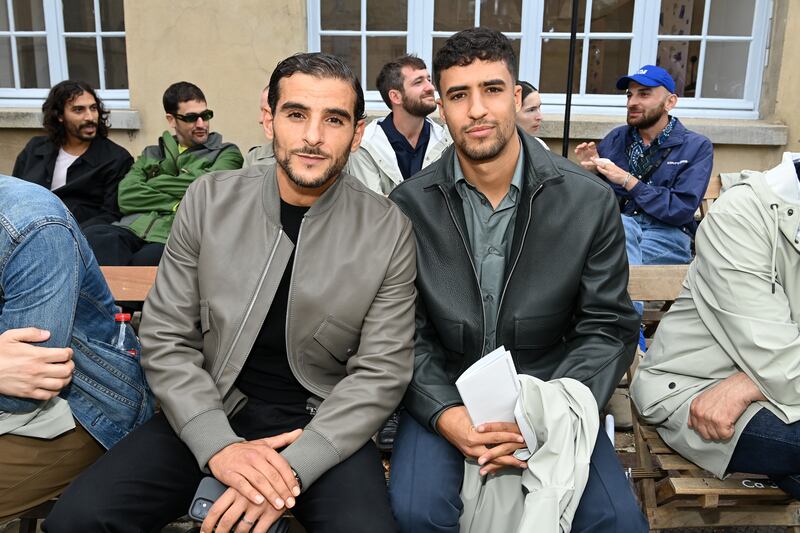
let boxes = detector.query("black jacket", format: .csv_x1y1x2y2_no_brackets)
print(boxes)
389,130,639,431
12,136,134,227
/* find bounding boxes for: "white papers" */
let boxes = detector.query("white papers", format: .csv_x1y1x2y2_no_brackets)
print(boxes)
455,346,520,426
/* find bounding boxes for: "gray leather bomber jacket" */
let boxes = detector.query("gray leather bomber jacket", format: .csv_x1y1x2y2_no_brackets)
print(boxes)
139,164,416,490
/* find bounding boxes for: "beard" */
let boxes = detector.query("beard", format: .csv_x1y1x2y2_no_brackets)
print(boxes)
402,92,436,117
67,120,98,141
276,144,350,189
455,120,512,162
627,100,667,130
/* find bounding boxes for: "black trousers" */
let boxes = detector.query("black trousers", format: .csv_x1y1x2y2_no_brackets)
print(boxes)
45,400,397,533
83,223,165,266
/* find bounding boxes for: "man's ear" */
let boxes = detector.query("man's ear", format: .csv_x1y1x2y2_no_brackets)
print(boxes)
165,113,176,130
665,92,678,113
514,83,522,112
262,107,274,140
350,119,366,152
388,88,403,107
437,97,447,124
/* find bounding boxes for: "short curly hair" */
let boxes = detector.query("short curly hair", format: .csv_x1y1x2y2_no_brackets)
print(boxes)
41,80,109,146
432,27,517,91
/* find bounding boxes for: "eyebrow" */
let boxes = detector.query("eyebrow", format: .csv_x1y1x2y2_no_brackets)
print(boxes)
280,101,352,121
445,78,507,95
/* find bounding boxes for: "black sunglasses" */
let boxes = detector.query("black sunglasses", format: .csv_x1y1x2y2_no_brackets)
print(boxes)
173,109,214,123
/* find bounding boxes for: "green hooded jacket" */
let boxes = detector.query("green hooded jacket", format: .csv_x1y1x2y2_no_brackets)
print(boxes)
116,131,243,243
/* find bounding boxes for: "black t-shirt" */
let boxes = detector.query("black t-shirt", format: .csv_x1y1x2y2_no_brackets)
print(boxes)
235,199,311,406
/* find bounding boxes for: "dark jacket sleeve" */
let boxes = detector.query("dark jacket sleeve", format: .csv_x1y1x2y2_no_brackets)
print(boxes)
403,297,464,431
81,149,134,228
549,187,640,408
626,136,713,226
11,147,27,179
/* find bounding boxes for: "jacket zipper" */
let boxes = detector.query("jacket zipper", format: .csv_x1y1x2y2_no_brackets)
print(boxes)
497,184,544,321
438,184,487,355
213,229,283,382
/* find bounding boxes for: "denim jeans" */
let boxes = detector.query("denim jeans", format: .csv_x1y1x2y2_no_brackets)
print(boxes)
0,175,154,448
727,408,800,498
622,213,692,315
389,410,649,532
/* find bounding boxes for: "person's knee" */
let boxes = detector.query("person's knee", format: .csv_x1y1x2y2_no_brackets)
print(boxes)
44,499,107,533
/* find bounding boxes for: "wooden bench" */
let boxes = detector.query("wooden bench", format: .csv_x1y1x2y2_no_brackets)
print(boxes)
698,174,723,221
627,264,800,531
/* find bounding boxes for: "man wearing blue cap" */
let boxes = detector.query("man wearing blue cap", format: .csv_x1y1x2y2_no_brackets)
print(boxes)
575,65,713,272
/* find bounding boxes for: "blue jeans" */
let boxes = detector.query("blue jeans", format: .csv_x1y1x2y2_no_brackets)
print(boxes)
389,410,649,532
0,175,154,447
623,213,692,315
728,408,800,498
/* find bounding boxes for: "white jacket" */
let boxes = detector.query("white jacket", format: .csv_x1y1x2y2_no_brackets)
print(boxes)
460,375,598,533
347,116,451,194
632,152,800,477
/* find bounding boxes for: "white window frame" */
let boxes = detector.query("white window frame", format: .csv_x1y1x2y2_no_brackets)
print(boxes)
0,0,129,108
308,0,772,119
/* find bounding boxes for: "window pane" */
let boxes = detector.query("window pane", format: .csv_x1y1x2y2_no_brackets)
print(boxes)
12,0,45,31
701,41,748,99
660,0,704,35
587,39,630,94
321,0,359,30
320,36,360,82
0,37,12,87
543,0,586,33
366,36,406,90
434,0,473,32
100,0,125,32
481,0,521,32
708,0,754,36
0,2,9,31
66,37,99,87
539,38,582,93
657,39,700,96
367,0,406,30
590,0,633,33
17,36,49,88
509,38,520,78
63,0,96,32
103,37,127,89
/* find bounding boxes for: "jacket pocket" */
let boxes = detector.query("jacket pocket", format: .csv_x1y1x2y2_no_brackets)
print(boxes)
199,300,220,373
514,311,571,350
313,316,361,364
435,317,464,354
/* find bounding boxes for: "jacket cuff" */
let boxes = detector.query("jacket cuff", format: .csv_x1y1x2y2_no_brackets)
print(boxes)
280,428,340,492
430,402,463,435
179,408,244,470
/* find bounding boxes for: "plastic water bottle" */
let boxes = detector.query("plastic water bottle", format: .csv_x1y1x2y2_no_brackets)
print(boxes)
112,313,139,357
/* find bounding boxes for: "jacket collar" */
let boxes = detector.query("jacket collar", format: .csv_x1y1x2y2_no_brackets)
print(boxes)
31,136,108,168
627,117,688,150
260,163,348,227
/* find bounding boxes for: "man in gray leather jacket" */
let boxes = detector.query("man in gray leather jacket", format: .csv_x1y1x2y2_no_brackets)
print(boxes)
47,53,416,533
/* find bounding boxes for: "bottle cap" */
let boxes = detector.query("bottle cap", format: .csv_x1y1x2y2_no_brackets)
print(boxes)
114,313,132,322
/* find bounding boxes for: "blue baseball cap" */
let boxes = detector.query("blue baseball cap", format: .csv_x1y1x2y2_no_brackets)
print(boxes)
616,65,676,94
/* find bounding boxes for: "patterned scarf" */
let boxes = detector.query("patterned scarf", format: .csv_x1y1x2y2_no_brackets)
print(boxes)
626,115,677,182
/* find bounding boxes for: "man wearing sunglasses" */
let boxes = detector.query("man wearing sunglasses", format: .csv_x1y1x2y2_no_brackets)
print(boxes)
83,81,243,266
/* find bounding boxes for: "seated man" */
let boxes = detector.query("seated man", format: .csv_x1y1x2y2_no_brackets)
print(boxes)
632,152,800,497
84,81,243,266
388,28,647,532
347,54,450,194
11,80,133,228
0,175,153,521
243,85,276,168
575,65,713,267
47,52,416,533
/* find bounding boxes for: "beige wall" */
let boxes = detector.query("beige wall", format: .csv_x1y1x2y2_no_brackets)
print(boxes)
123,0,307,156
772,0,800,151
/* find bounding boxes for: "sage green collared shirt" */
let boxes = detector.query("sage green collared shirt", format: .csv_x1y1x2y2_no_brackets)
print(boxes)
454,148,525,356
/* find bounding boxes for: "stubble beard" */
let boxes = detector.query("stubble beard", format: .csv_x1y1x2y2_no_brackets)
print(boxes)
455,121,511,162
627,101,667,130
277,145,350,189
402,92,437,118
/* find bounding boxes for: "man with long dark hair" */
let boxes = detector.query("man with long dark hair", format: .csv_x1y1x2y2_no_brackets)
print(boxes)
11,80,133,228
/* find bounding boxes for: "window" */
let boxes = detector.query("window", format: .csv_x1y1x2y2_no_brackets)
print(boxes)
308,0,772,118
0,0,128,108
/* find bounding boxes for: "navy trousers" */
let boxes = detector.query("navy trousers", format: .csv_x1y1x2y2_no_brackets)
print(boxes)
388,410,649,532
